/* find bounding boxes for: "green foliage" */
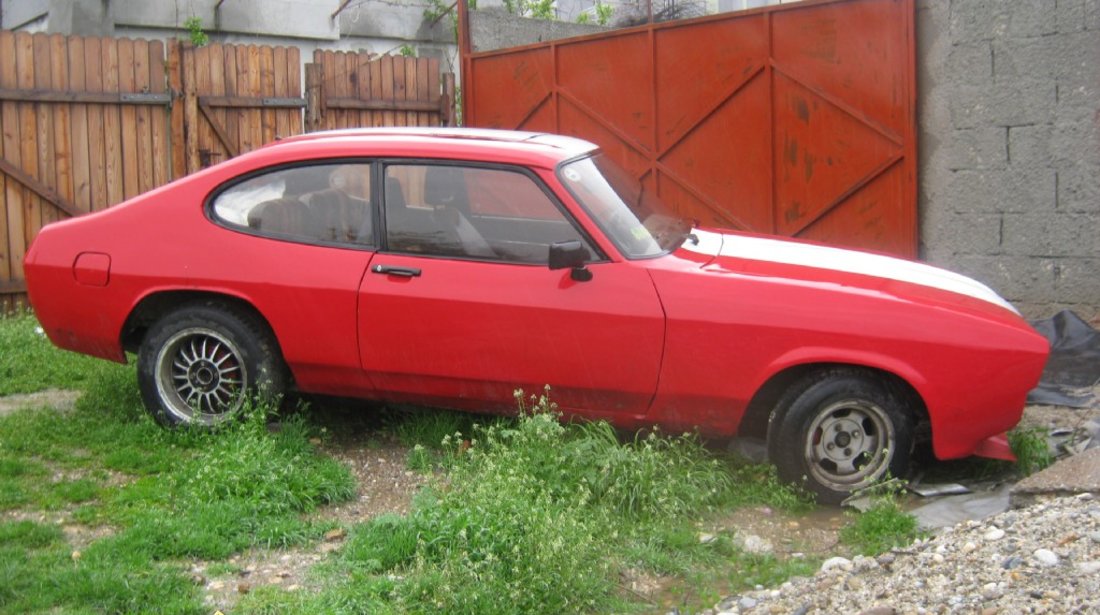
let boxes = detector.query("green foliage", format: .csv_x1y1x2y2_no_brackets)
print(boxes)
839,480,921,555
398,44,417,57
0,312,106,396
183,16,209,47
1009,427,1054,476
503,0,557,20
595,1,614,25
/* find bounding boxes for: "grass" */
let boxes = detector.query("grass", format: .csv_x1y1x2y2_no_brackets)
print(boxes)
0,311,105,396
2,314,823,614
1009,427,1054,476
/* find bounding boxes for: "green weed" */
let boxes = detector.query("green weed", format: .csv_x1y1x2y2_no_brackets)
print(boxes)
1009,427,1054,476
839,484,921,556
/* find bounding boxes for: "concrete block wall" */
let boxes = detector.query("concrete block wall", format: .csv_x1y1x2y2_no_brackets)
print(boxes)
918,0,1100,320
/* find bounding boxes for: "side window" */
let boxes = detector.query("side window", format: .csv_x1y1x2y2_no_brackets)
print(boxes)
382,163,595,264
212,163,375,246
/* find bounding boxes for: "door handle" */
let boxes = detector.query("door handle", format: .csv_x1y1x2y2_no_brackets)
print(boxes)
372,264,422,277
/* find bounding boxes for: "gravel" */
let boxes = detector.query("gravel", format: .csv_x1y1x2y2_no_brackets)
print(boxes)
711,493,1100,614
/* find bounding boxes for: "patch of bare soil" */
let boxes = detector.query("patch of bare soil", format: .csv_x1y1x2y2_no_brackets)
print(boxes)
197,433,430,611
0,388,80,416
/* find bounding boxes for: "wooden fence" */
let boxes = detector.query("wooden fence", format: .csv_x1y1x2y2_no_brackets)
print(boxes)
0,31,456,311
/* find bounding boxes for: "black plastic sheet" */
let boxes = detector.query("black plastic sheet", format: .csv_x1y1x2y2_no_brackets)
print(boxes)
1027,311,1100,408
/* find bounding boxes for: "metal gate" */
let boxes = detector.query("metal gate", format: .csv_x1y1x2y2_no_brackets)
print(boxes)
461,0,917,257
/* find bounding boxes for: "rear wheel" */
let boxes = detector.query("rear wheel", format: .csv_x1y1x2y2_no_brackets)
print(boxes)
137,303,285,428
767,369,914,504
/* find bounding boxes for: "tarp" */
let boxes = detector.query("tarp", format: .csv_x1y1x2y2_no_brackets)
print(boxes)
1027,311,1100,408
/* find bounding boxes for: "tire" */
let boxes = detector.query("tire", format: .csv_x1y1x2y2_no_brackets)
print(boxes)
136,302,286,428
766,369,914,505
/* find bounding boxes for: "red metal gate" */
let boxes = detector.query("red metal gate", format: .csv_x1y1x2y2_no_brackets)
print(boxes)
461,0,917,257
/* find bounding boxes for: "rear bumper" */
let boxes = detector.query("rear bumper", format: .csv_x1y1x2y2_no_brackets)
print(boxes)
971,432,1016,462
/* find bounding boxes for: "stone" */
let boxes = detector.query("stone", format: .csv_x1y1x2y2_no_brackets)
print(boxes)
742,535,774,555
984,528,1006,541
324,527,347,541
1033,549,1059,567
738,597,758,610
857,608,896,615
1075,561,1100,575
821,557,852,573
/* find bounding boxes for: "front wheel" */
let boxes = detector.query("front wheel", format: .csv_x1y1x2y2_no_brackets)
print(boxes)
767,369,914,504
137,303,286,428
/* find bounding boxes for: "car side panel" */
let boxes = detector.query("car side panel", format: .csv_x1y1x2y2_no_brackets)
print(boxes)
645,259,1048,458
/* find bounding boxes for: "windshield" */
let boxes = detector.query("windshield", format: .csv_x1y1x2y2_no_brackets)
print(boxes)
558,154,692,259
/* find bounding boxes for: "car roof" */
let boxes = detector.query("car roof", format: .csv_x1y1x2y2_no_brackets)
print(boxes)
267,127,599,162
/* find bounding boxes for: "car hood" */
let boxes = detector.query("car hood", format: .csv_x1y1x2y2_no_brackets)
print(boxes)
680,229,1019,315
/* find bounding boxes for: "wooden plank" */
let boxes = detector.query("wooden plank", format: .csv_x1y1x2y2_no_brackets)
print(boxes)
15,32,38,269
48,33,72,224
246,44,261,152
333,50,348,129
180,43,199,174
325,97,450,113
380,55,394,127
287,47,301,135
0,88,169,104
417,57,430,127
428,58,440,126
149,39,169,188
346,50,360,127
167,41,186,181
235,45,252,154
84,36,108,211
369,55,383,128
222,44,240,160
32,33,55,230
116,38,139,200
259,45,275,145
0,157,82,218
0,280,27,294
198,101,239,158
102,38,124,207
133,38,154,195
197,95,304,109
398,55,411,127
354,51,370,129
407,55,418,127
0,31,17,295
194,44,213,168
322,51,336,131
67,36,91,214
273,46,290,138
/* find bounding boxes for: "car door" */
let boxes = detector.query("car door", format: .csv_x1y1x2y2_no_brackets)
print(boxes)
357,161,665,417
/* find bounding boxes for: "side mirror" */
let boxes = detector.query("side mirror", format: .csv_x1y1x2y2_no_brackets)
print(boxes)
548,240,593,282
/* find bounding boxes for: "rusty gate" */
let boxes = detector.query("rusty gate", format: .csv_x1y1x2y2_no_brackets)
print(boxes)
460,0,917,257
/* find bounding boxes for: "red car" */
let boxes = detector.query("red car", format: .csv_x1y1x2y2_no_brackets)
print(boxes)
24,128,1049,502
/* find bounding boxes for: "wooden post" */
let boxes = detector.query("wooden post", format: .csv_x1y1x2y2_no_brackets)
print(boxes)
442,72,455,127
456,0,471,127
304,62,323,132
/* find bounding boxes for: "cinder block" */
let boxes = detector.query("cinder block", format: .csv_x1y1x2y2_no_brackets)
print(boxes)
1007,124,1052,167
947,254,1057,300
1057,0,1088,33
1057,162,1100,213
949,81,1056,128
949,0,1009,42
1051,120,1100,168
1006,0,1059,37
946,42,993,83
1001,212,1100,257
993,33,1096,83
922,211,1004,255
945,126,1007,170
947,168,1057,213
1052,258,1100,304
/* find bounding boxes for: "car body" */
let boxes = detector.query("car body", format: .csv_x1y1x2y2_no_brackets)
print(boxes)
24,128,1050,502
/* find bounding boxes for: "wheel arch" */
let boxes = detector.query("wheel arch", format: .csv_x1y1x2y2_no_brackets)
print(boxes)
121,289,279,357
738,362,930,448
